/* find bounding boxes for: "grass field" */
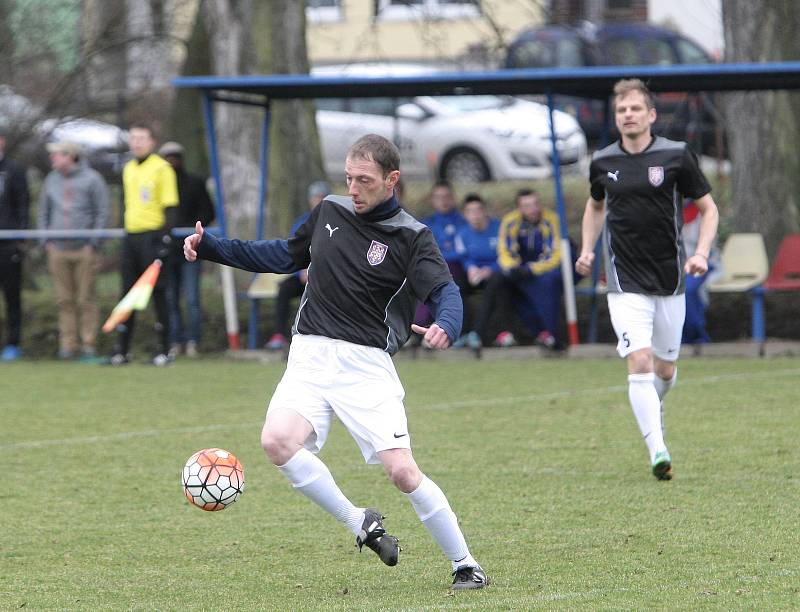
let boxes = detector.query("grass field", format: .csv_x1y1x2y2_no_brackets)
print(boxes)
1,356,798,610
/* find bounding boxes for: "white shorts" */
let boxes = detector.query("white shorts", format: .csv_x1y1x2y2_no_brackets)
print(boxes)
607,292,685,361
267,334,410,464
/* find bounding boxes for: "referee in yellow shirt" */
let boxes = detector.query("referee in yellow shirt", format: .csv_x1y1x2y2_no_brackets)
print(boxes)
109,124,179,366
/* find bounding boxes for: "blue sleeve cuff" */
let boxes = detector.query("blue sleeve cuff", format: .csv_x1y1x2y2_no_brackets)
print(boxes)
425,280,463,343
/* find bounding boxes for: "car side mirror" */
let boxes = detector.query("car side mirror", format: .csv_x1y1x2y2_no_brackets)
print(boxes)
396,103,427,121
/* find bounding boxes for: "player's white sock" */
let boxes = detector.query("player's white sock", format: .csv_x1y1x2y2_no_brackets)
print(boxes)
278,448,364,535
628,373,667,462
406,476,475,570
653,369,677,401
653,369,677,436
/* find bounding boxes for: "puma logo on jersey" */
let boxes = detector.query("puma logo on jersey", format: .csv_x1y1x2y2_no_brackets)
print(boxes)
607,170,620,182
325,223,339,237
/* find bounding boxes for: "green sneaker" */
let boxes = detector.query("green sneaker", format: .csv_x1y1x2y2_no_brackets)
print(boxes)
652,450,673,480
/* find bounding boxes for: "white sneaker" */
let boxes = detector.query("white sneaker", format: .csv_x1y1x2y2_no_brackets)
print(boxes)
152,353,171,367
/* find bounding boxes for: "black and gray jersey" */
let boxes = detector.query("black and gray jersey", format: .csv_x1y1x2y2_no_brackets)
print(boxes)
589,136,711,296
287,196,452,354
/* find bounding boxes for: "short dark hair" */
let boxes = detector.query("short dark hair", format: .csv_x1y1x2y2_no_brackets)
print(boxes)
347,134,400,176
613,78,655,110
462,192,485,207
128,123,155,137
515,188,537,203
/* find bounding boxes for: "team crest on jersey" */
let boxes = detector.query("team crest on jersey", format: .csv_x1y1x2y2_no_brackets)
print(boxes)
648,166,664,187
366,240,389,266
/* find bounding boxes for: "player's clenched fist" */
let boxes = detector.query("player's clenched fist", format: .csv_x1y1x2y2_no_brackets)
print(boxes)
575,251,595,277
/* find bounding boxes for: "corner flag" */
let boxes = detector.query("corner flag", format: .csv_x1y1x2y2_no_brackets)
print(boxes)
102,260,162,333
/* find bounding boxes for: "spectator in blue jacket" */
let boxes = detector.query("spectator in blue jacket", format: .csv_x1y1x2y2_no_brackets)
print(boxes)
422,180,468,270
415,181,468,332
453,194,501,346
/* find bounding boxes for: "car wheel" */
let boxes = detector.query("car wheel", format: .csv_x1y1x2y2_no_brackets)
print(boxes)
440,148,491,183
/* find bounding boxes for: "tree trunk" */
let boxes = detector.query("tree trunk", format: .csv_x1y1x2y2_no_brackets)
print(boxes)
722,2,800,256
253,0,326,237
168,4,212,178
123,0,174,132
0,0,15,84
201,0,261,237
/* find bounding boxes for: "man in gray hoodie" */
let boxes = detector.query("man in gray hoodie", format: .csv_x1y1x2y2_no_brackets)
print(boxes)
38,141,109,359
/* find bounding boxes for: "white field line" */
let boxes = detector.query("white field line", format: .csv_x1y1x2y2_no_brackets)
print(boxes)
420,366,800,413
2,421,261,451
3,367,798,452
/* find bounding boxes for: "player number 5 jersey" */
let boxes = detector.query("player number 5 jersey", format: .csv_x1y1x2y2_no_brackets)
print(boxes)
589,136,710,296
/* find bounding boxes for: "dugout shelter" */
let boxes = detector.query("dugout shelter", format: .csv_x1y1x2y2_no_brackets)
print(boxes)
173,61,800,350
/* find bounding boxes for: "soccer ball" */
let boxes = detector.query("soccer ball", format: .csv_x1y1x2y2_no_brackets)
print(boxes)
182,448,244,511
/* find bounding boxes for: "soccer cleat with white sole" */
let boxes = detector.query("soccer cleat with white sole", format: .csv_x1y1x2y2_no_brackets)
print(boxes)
451,564,489,590
652,449,673,480
355,508,399,566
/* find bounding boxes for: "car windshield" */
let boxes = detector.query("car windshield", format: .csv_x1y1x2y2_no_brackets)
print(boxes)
428,95,515,112
508,37,585,68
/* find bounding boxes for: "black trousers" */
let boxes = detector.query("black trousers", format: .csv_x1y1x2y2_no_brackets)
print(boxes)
0,246,22,346
113,231,169,356
274,274,305,338
472,272,517,345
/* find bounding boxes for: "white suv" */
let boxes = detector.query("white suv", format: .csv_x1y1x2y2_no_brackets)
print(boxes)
312,63,587,183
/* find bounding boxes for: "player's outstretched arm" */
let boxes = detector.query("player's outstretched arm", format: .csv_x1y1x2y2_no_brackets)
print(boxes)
184,221,204,262
187,222,299,274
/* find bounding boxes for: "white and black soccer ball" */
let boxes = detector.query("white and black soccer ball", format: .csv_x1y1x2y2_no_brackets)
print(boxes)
182,448,244,511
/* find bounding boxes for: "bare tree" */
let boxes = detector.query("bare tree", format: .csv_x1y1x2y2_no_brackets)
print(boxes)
722,1,800,255
2,1,195,161
200,0,262,236
253,0,326,237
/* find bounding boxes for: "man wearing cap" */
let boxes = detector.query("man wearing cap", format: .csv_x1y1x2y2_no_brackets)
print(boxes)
265,180,329,350
158,141,215,358
38,141,110,360
0,129,30,362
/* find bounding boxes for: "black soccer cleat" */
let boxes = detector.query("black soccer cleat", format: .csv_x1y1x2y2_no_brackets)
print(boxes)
355,508,400,566
451,564,489,590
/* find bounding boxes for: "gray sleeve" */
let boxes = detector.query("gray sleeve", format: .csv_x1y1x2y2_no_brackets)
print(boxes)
37,177,49,228
37,177,50,246
92,173,110,230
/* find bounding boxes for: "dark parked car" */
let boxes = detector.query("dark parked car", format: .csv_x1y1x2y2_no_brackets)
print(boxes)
505,22,723,155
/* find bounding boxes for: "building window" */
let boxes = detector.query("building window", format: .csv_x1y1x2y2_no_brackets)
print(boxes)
376,0,480,21
306,0,343,24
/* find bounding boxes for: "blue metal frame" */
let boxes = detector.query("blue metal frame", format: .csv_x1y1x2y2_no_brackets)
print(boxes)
546,92,569,244
174,62,800,349
202,92,228,238
247,106,272,349
175,62,800,100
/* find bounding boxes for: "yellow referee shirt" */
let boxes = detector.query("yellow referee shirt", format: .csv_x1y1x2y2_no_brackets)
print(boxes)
122,154,179,233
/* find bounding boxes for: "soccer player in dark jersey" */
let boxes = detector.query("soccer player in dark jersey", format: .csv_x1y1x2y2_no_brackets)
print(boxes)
575,79,719,481
184,134,487,590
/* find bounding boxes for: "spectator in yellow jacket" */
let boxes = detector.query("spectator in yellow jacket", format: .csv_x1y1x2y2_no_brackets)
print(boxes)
496,189,563,348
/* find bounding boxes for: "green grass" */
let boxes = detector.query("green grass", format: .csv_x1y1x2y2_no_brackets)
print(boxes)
1,357,798,610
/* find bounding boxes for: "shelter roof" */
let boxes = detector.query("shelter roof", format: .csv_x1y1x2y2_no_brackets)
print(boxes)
174,62,800,101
